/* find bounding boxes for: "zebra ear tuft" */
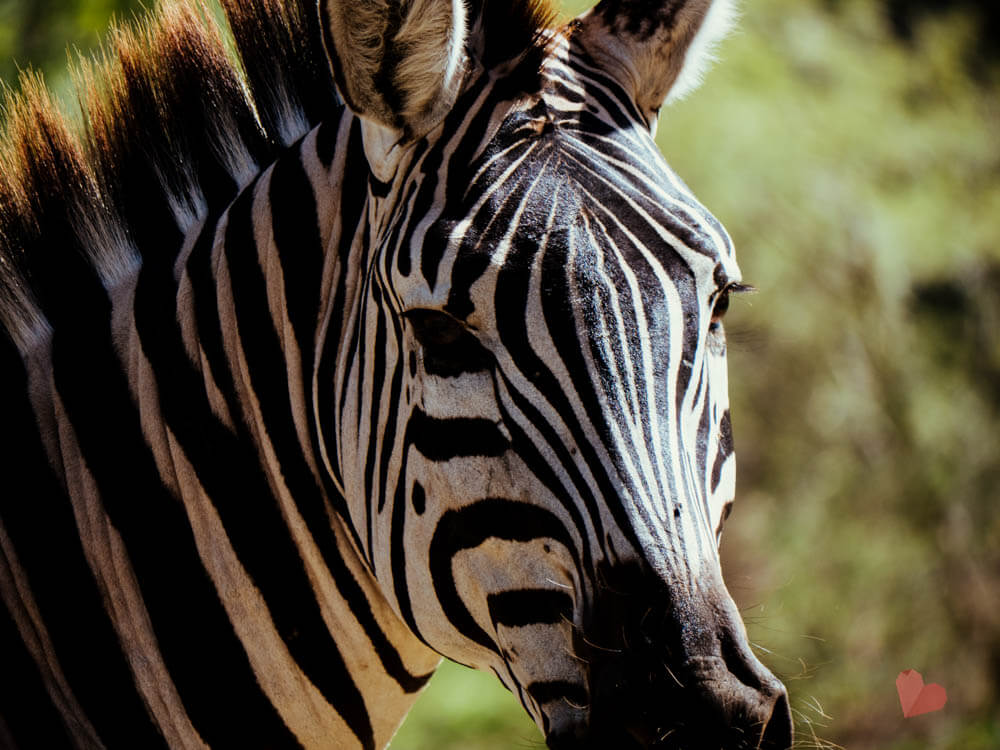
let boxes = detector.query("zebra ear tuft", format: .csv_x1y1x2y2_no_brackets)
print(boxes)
319,0,469,138
575,0,737,128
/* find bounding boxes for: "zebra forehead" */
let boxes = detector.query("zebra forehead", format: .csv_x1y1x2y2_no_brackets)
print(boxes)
428,132,734,291
386,123,736,328
464,93,732,252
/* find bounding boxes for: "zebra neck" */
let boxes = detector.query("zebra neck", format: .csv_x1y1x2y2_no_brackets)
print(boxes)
162,116,441,745
9,114,439,749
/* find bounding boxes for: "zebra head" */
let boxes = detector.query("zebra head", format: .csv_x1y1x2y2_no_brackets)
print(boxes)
321,0,792,747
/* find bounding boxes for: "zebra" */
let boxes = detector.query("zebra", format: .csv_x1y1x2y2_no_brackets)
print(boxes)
0,0,793,747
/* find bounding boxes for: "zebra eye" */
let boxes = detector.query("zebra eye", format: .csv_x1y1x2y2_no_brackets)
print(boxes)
405,309,467,348
404,309,491,376
711,283,754,328
711,289,731,326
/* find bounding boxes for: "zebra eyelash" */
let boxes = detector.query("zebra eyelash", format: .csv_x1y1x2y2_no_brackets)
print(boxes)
712,285,762,352
711,283,754,323
727,282,757,296
709,283,756,337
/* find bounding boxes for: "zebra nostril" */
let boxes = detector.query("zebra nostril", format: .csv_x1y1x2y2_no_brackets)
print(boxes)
758,689,794,750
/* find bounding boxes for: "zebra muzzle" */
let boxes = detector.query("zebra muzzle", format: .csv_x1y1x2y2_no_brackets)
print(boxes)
547,563,793,749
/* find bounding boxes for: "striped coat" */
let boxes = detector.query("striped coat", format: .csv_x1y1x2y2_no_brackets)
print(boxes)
0,0,792,747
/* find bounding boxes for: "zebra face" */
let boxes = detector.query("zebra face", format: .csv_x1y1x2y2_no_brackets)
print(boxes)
323,0,792,747
372,103,788,748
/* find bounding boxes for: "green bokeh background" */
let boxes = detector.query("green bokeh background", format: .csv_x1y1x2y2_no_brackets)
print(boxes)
2,1,997,748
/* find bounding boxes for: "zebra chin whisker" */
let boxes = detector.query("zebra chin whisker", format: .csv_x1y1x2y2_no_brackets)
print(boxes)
576,631,624,655
560,695,590,712
663,663,686,689
561,645,590,666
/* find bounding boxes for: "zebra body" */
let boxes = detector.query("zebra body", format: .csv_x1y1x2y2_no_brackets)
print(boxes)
0,0,792,748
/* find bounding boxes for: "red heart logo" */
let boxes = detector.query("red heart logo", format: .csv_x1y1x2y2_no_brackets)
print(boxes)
896,669,947,718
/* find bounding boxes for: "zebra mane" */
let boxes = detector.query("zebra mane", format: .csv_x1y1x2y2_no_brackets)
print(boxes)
0,0,337,353
0,0,557,353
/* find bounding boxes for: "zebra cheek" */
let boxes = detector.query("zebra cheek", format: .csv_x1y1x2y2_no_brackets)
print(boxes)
445,538,581,667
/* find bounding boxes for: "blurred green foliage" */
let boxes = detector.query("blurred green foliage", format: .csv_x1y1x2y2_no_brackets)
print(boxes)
2,1,997,749
0,0,137,90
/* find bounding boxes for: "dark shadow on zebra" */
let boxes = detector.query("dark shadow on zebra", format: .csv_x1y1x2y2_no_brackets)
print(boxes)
0,0,792,748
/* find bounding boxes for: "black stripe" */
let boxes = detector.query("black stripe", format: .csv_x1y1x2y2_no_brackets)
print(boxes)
411,481,427,515
411,75,493,288
429,499,579,652
316,118,340,168
185,205,243,420
352,269,376,497
444,137,539,321
143,182,370,749
0,341,167,748
315,118,368,522
269,139,358,534
375,309,406,514
54,255,300,748
270,144,324,388
569,44,646,127
368,170,395,199
388,446,449,653
570,230,658,506
487,589,574,628
561,134,718,261
8,85,298,745
493,387,598,573
695,372,712,490
0,570,74,750
365,281,389,520
493,199,616,542
710,410,733,493
389,450,423,643
390,181,419,277
217,184,375,750
545,159,698,504
406,409,511,461
266,144,433,695
268,142,346,529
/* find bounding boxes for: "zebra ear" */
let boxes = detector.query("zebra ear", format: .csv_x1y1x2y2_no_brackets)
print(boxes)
319,0,469,137
575,0,737,128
